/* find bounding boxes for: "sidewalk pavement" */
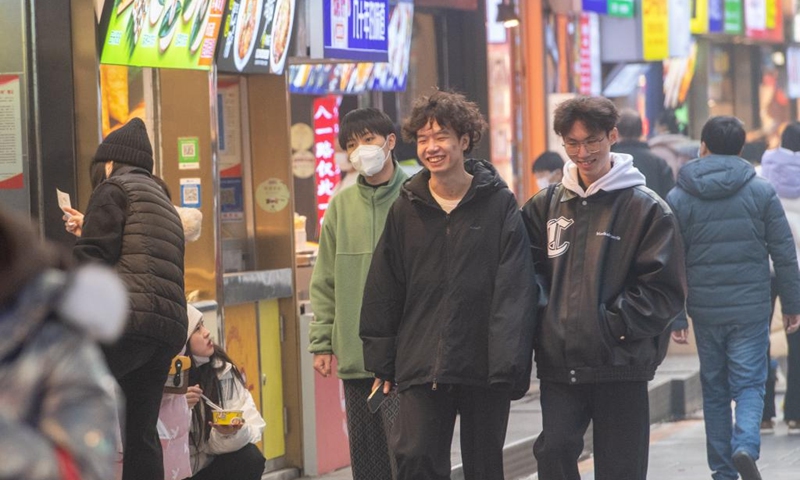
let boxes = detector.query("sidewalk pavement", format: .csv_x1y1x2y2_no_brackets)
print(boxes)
575,399,800,480
298,354,704,480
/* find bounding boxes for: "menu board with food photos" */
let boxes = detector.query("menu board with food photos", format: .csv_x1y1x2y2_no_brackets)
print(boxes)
216,0,296,74
100,0,224,70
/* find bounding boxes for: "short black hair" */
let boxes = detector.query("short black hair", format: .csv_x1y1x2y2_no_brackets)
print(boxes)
617,108,643,139
700,116,745,156
338,108,396,150
781,122,800,152
553,96,619,137
657,109,681,134
533,151,565,173
402,90,488,154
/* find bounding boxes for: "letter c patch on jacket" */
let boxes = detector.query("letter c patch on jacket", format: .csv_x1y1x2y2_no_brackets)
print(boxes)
547,217,574,257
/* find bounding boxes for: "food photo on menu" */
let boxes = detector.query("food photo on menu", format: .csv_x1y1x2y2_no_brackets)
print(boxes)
101,0,222,68
216,0,296,74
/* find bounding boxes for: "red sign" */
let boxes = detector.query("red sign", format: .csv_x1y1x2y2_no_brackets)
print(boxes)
313,96,342,232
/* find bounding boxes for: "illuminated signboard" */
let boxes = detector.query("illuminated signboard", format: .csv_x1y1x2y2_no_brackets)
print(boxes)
216,0,297,74
323,0,389,62
289,1,412,94
313,97,341,230
100,0,223,70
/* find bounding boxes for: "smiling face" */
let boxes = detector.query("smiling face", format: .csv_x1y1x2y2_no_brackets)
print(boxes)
189,320,215,358
562,121,617,187
415,119,469,176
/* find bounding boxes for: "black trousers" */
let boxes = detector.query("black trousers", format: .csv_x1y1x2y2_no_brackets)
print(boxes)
188,443,265,480
392,384,511,480
103,336,177,480
534,380,650,480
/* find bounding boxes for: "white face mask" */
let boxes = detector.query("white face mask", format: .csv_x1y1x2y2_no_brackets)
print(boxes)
537,177,551,190
350,138,389,177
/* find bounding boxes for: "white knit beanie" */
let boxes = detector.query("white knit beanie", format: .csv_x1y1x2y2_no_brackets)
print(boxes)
187,304,204,342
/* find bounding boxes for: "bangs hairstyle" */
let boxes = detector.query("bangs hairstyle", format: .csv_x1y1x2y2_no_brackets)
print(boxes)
533,151,565,173
401,90,488,154
338,108,396,150
553,96,619,138
700,116,745,155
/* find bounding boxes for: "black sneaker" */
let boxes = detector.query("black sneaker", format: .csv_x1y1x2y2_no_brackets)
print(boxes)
732,451,762,480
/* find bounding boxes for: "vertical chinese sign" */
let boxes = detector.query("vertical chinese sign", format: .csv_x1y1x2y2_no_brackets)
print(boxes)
313,96,341,233
0,75,23,189
578,13,601,96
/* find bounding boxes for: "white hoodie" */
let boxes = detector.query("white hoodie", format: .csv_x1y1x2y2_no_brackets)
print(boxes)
561,152,646,198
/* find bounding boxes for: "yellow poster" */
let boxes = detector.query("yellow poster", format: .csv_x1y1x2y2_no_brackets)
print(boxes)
642,0,670,61
690,0,709,34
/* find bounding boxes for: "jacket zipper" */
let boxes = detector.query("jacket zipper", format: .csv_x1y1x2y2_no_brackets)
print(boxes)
432,213,450,390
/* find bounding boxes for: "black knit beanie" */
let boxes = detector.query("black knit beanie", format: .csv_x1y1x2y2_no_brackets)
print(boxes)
93,118,154,172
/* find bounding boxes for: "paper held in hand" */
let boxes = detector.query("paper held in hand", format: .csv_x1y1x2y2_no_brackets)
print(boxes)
57,189,72,217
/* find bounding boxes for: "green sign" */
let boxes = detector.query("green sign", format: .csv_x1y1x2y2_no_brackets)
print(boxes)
723,0,743,35
608,0,634,17
178,137,200,170
100,0,224,70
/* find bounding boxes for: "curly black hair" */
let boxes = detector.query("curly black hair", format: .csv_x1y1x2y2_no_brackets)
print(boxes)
401,90,488,154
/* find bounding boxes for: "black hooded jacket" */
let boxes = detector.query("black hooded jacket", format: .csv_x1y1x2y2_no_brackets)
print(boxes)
360,159,538,395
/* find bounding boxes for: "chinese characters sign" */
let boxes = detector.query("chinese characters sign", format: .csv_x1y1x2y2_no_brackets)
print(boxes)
324,0,389,61
313,97,341,230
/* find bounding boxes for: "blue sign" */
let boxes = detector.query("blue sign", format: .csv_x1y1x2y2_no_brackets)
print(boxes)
323,0,389,62
582,0,608,15
708,0,724,32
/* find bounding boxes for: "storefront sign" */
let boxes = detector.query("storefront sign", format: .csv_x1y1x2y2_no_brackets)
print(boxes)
180,178,202,208
691,0,709,33
788,46,800,99
745,0,783,42
724,0,744,34
290,1,412,94
578,13,601,96
608,0,634,17
323,0,389,62
709,0,724,31
582,0,608,15
100,0,224,70
642,0,669,61
313,97,341,230
216,0,297,74
0,75,23,189
669,0,692,57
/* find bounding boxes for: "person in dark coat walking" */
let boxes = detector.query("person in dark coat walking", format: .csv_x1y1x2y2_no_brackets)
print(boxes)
64,118,187,480
612,108,675,198
360,91,537,480
522,96,686,480
668,116,800,480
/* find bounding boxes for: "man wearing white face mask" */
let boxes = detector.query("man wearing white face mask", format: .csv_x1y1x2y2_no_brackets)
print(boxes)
309,108,408,479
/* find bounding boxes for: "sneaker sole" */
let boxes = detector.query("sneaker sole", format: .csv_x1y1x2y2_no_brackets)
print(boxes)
732,452,762,480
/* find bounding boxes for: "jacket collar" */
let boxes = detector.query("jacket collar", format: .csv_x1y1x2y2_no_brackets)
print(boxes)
355,161,408,204
402,158,506,210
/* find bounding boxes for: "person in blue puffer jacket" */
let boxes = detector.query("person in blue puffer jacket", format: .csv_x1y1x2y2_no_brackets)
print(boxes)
668,116,800,480
758,121,800,434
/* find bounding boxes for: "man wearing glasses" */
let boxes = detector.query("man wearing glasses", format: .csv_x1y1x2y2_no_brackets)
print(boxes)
521,96,687,479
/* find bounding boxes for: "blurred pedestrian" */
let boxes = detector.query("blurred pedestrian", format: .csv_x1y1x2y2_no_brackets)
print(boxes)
668,116,800,480
185,314,266,479
522,96,686,480
309,108,407,479
613,108,674,198
532,151,564,190
758,121,800,434
649,109,699,179
360,90,537,480
0,207,127,480
64,118,188,480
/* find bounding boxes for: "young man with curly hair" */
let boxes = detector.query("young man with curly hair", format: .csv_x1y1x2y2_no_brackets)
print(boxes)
359,91,537,480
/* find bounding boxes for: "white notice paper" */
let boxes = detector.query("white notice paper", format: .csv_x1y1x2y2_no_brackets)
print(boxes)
57,188,72,216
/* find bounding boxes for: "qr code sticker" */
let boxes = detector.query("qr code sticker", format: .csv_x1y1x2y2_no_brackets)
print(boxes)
183,186,199,205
